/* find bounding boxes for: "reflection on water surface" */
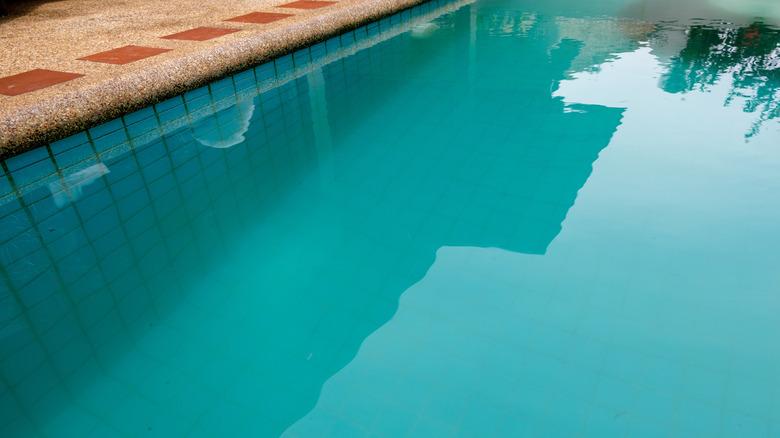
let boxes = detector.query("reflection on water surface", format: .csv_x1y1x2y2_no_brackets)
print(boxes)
1,0,779,436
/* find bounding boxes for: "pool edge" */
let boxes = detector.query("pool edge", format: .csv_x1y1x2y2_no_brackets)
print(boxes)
0,0,428,160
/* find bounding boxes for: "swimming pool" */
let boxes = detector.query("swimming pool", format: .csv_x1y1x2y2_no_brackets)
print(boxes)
1,0,779,436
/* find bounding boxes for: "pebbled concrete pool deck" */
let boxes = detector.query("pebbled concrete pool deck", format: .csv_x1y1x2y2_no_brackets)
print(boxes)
0,0,424,159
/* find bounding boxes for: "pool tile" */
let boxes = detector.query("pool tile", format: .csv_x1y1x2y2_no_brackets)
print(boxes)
254,62,276,86
340,31,356,48
293,48,311,67
156,99,187,125
325,36,341,54
91,128,129,153
0,174,12,198
89,118,125,140
233,70,257,94
78,45,171,65
155,96,184,113
278,0,336,9
185,95,212,113
0,69,83,96
123,106,156,126
127,114,160,138
50,132,90,155
210,77,236,101
311,42,326,62
274,54,294,76
53,143,95,169
183,85,211,106
225,11,293,24
6,155,55,186
354,26,368,42
367,22,379,37
5,146,49,173
161,27,240,41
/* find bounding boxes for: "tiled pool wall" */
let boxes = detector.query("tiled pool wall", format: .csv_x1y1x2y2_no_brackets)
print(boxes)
0,0,469,434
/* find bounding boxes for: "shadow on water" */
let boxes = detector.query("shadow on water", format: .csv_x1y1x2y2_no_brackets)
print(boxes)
0,0,630,436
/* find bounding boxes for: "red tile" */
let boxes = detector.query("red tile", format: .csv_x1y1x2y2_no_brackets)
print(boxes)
161,27,240,41
278,1,337,9
226,11,293,24
78,45,171,65
0,69,84,96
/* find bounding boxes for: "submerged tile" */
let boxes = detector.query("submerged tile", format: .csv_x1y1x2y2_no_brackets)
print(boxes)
161,27,240,41
0,69,83,96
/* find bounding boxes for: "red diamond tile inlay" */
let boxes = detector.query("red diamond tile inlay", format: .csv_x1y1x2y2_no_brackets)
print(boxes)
78,45,172,65
0,69,84,96
226,12,293,24
161,27,240,41
278,0,337,9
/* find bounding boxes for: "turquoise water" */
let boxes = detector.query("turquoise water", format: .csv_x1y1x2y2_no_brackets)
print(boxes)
2,0,780,436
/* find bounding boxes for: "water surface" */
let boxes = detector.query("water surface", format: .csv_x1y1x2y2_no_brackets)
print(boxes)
1,0,779,436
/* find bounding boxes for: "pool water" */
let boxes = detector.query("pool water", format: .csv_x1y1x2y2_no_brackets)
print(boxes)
2,0,780,436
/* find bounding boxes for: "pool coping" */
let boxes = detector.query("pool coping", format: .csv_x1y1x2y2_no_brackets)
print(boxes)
0,0,428,160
